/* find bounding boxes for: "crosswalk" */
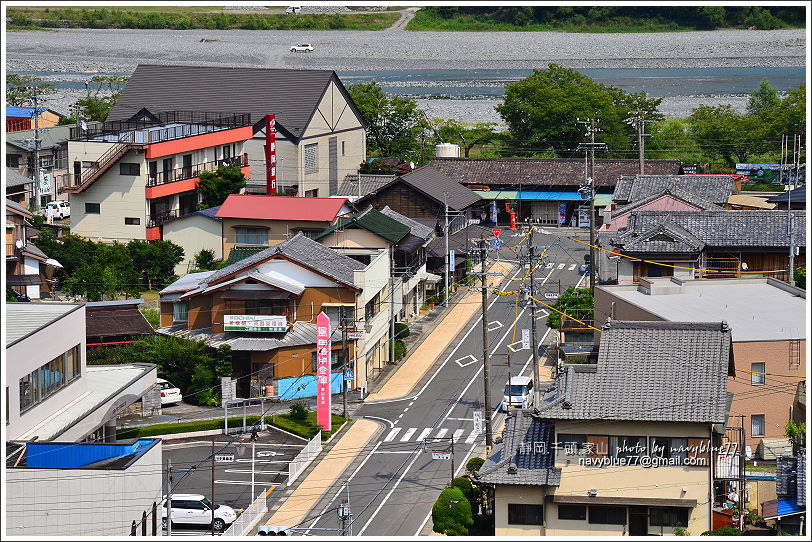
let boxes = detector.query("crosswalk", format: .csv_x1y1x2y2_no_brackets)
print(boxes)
544,261,578,270
383,426,481,445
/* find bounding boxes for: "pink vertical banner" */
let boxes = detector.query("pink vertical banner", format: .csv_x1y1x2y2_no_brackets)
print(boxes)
316,311,332,432
264,114,277,195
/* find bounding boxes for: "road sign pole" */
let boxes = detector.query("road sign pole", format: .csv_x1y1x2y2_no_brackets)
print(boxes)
211,438,215,536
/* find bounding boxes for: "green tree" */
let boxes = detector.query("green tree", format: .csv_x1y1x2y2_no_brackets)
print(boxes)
466,456,485,476
762,84,806,140
546,287,594,330
6,74,57,107
197,165,247,210
432,119,498,158
359,160,401,175
348,82,427,161
793,266,806,290
700,525,742,536
127,239,184,290
496,64,661,157
646,118,704,164
688,104,761,167
432,486,473,536
747,79,780,116
34,230,98,277
193,248,217,271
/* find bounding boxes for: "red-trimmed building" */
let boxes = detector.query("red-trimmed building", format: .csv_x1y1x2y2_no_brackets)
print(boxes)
60,109,252,243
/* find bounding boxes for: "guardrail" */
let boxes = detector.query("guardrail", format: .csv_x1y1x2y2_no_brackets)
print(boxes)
287,436,322,486
222,488,268,536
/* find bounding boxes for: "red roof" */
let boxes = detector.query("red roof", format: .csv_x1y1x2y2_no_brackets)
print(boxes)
215,194,348,221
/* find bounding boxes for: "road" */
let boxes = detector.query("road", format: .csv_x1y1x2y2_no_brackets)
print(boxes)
301,228,589,536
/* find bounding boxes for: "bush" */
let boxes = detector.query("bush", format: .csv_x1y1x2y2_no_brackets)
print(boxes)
432,486,473,536
139,306,160,328
700,525,742,536
794,266,805,290
394,322,410,339
193,248,217,271
394,339,407,361
117,416,262,439
466,456,485,475
289,400,309,421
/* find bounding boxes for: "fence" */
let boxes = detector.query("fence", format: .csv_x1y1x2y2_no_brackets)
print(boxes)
287,436,322,486
222,488,268,537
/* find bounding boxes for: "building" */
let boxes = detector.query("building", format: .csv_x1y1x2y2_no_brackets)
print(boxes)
479,320,734,536
6,302,157,442
6,198,62,300
334,173,396,202
6,105,62,133
61,109,252,243
595,277,806,448
603,210,806,284
84,299,155,346
161,206,224,275
768,185,806,210
5,167,33,207
107,65,367,197
156,233,391,397
430,157,683,227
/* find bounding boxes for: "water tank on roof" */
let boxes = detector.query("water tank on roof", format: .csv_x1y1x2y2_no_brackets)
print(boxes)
435,143,460,158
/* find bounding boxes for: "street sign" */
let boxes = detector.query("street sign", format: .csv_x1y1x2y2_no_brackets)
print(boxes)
316,312,332,432
432,452,452,460
214,453,235,463
491,239,502,247
473,410,483,435
346,331,364,340
492,228,502,238
544,293,559,299
449,249,455,272
344,369,355,381
521,329,530,350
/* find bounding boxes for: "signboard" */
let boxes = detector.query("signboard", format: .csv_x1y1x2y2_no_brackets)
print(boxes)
346,331,365,340
473,410,483,435
449,249,455,272
577,206,590,228
491,239,502,247
544,293,559,300
265,114,277,194
344,369,355,381
492,228,501,238
521,329,530,350
316,312,332,432
558,202,568,225
490,201,498,223
432,452,452,460
214,453,235,463
39,171,51,194
224,315,287,332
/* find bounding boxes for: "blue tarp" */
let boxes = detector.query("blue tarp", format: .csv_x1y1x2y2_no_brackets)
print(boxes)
276,371,344,400
515,191,585,201
26,439,155,468
775,498,805,516
6,106,45,117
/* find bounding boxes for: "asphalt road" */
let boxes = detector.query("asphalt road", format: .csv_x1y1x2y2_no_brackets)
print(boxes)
300,228,589,536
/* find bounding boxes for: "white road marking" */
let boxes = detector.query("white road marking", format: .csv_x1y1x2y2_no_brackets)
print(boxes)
236,459,287,464
223,469,283,475
215,480,261,486
465,430,478,444
403,408,409,412
434,428,448,439
373,450,417,454
357,450,422,535
487,320,503,331
384,428,402,442
452,429,465,443
545,262,553,269
416,428,433,442
400,428,417,442
507,340,526,352
569,263,577,270
364,415,394,428
454,354,478,368
557,263,565,269
446,418,473,421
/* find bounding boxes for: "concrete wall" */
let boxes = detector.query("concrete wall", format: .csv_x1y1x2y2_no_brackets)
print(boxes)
161,215,223,276
221,217,332,257
6,305,87,441
5,440,163,536
494,485,546,536
353,249,392,389
319,228,389,250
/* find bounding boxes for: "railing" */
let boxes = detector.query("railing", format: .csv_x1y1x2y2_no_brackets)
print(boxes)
146,155,248,186
6,243,16,257
287,436,322,486
222,488,268,536
70,111,251,141
147,209,180,228
62,132,137,192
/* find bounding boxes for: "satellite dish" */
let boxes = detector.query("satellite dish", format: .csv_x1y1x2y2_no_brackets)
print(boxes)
15,239,25,249
409,161,415,170
741,262,749,270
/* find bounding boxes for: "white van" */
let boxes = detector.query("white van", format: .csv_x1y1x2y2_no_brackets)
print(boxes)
46,200,70,219
503,375,533,411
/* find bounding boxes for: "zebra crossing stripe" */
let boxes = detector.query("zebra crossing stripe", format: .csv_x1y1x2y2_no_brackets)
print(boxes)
465,430,478,444
400,428,417,442
435,428,448,439
568,263,576,270
452,429,465,443
416,428,433,442
557,263,565,269
384,427,402,442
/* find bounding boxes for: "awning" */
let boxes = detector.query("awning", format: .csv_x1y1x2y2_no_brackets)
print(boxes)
44,258,63,268
594,194,613,207
551,495,698,508
474,191,518,200
762,498,805,520
516,191,584,201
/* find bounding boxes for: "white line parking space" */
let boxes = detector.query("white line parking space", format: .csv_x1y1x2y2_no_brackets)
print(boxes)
487,320,503,331
454,354,478,368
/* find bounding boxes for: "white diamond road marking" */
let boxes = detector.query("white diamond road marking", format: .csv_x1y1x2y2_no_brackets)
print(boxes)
400,428,417,442
535,309,550,319
557,263,565,269
417,428,433,442
487,320,503,331
454,354,478,368
435,428,448,439
465,430,478,444
384,427,402,442
452,429,465,443
569,263,577,270
507,341,526,353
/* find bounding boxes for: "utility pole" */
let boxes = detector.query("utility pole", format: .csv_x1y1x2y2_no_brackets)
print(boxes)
31,87,42,213
788,134,799,283
625,111,649,175
342,315,349,419
577,118,605,296
444,192,450,306
211,439,216,536
166,460,173,536
526,226,540,406
390,245,396,365
480,238,493,450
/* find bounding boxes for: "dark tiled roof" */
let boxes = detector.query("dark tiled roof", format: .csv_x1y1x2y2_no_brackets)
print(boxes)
478,410,561,486
21,242,49,261
335,174,396,198
430,158,683,189
86,307,154,338
536,320,733,423
394,165,481,210
316,206,410,245
108,65,364,142
205,233,364,287
225,245,269,266
6,168,32,188
613,174,737,205
612,186,722,216
6,198,32,216
379,206,434,240
613,216,706,254
158,321,342,352
613,210,806,250
427,224,489,258
767,185,806,204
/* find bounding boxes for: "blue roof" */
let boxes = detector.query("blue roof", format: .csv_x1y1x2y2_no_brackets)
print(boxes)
767,185,806,204
776,498,804,516
6,106,46,117
24,439,157,468
179,205,221,220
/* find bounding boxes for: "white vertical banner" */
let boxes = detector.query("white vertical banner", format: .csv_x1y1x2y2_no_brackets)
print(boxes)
521,328,530,350
473,410,483,435
449,249,455,272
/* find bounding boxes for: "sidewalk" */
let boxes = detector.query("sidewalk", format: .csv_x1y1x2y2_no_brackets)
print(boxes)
366,261,514,402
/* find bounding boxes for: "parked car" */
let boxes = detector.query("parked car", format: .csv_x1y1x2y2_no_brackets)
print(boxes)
502,375,534,411
161,494,237,532
157,378,183,406
290,43,314,52
285,6,301,14
45,200,70,219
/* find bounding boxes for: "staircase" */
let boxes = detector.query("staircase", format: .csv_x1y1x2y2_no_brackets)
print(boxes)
64,132,143,193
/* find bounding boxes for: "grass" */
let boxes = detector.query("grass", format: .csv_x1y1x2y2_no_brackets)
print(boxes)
7,24,57,31
742,183,785,192
268,412,346,441
6,7,399,31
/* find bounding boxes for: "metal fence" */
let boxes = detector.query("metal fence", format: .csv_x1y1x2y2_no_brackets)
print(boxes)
287,436,322,486
222,488,268,537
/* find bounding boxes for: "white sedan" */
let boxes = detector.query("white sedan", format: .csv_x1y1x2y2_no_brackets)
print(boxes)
290,43,314,52
157,378,182,406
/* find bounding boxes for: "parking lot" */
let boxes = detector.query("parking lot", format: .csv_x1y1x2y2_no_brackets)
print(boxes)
161,428,306,533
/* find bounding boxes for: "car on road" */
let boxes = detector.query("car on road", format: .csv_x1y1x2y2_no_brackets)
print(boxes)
157,378,183,406
45,200,70,219
161,494,237,532
502,375,534,411
290,43,314,52
285,6,301,14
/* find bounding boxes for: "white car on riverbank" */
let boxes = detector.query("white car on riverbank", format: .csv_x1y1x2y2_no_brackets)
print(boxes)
290,43,314,52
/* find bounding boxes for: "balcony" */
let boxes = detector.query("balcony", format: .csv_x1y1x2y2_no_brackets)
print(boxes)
147,209,181,228
147,155,248,187
69,111,251,142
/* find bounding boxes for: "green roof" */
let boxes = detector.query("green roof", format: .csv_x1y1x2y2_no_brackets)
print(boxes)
315,206,410,244
225,245,269,266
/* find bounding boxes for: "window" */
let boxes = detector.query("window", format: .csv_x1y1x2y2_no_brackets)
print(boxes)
365,292,382,322
341,141,346,156
119,163,141,176
556,434,588,457
304,143,318,174
82,161,94,168
245,299,287,316
558,505,586,521
40,355,65,399
19,371,38,412
294,229,322,239
649,507,689,527
235,227,267,245
588,505,626,525
18,344,81,413
85,202,101,214
650,437,688,462
124,217,140,225
311,350,342,372
66,345,80,382
609,436,647,459
323,305,354,327
173,301,189,323
508,504,543,525
751,414,765,437
751,362,765,385
6,154,20,168
305,188,319,198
